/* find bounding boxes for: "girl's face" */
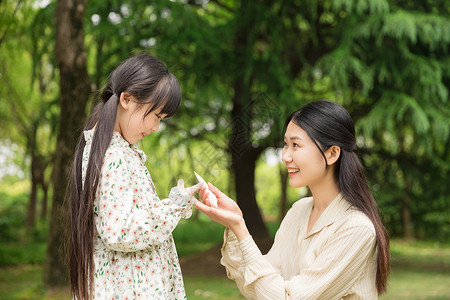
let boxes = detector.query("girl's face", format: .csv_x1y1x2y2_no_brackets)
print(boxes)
115,94,168,145
282,121,327,188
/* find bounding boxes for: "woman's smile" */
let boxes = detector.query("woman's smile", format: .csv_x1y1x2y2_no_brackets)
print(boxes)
286,167,300,177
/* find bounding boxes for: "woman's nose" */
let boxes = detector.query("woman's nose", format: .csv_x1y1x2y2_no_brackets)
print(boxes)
282,148,292,163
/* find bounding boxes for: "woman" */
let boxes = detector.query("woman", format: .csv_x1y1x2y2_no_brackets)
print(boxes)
195,100,389,299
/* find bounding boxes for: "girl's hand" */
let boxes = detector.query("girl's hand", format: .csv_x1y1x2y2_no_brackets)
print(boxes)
184,181,203,197
195,183,250,241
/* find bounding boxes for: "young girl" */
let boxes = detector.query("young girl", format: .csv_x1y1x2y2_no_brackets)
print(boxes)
69,54,200,299
196,100,390,299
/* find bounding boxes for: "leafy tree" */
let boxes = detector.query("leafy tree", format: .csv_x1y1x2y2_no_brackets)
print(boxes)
316,0,450,239
0,0,57,228
79,0,449,241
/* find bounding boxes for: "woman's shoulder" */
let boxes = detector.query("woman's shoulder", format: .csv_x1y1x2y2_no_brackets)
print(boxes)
284,197,314,218
345,207,376,232
291,196,314,210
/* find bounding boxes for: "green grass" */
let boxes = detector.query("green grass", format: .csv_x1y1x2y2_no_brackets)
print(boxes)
381,269,450,300
184,277,245,299
390,239,450,269
0,265,70,300
1,262,449,300
1,223,449,300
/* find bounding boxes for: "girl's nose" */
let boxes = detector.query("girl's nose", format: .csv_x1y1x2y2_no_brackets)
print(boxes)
152,121,160,133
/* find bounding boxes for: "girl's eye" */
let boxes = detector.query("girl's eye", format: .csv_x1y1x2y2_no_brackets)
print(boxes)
155,114,162,120
293,143,300,148
283,141,288,147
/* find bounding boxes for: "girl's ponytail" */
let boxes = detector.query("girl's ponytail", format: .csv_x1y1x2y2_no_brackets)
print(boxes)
338,150,390,294
69,93,118,300
286,100,390,295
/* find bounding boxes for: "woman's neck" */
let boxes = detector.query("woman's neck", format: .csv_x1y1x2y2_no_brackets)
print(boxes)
309,172,340,213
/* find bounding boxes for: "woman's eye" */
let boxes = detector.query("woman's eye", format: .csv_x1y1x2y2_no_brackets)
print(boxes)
293,143,299,148
283,141,288,147
155,114,162,120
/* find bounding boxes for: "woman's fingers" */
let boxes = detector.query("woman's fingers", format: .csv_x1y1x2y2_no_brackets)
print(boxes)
198,183,206,198
194,199,211,213
198,183,211,206
208,183,223,198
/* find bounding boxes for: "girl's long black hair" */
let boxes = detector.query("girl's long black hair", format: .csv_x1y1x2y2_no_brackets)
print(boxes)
69,54,181,299
285,100,390,294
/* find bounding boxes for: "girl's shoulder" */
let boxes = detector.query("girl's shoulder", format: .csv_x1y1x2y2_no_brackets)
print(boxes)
83,130,130,148
84,129,95,143
83,129,147,164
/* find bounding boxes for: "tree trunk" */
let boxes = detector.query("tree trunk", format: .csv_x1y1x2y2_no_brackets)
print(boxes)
228,1,270,246
45,0,90,287
229,79,268,242
26,126,39,230
40,180,48,219
402,178,413,240
232,147,267,237
40,164,49,220
278,165,288,224
26,153,38,230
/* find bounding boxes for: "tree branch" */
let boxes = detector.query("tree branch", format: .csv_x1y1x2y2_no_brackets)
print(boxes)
0,0,23,46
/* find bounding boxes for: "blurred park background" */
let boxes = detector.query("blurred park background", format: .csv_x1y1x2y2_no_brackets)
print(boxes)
0,0,449,299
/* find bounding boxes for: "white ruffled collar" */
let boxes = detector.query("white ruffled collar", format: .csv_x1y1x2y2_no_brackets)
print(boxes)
83,129,147,162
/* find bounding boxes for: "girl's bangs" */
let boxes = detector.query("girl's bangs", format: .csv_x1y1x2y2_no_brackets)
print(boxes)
145,74,181,118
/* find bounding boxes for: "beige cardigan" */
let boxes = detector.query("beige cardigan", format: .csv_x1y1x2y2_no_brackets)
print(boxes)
220,194,378,299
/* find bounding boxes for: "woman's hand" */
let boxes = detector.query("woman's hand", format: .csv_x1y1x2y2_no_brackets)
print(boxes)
195,183,250,242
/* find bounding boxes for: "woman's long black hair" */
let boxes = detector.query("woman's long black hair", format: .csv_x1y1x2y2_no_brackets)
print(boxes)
285,100,390,294
69,54,181,299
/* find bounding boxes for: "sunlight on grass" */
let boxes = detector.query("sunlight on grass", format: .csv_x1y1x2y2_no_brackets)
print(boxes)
381,269,450,300
184,277,245,300
0,265,70,300
390,239,450,263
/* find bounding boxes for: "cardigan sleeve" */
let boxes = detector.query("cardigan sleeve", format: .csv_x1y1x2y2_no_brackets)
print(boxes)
94,149,193,252
221,221,376,300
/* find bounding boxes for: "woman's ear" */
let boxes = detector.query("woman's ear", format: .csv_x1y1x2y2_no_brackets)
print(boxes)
326,145,341,166
119,92,131,110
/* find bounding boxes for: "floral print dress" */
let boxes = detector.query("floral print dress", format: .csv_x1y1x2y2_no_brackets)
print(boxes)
82,130,192,299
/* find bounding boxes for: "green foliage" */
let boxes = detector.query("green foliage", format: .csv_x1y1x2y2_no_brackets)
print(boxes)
0,182,29,242
332,0,390,15
173,218,225,257
0,243,46,267
1,0,449,248
255,156,304,217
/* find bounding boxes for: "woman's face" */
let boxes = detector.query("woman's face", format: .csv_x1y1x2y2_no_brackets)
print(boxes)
115,95,167,145
282,121,327,188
